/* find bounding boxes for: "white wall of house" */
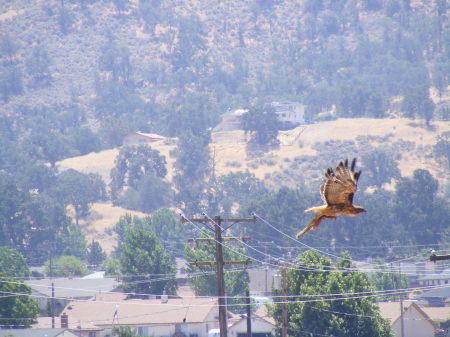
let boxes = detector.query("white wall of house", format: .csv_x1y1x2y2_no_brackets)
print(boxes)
228,317,274,337
99,322,218,337
391,307,435,337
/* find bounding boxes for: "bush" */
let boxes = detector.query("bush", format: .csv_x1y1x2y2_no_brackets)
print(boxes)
45,255,88,277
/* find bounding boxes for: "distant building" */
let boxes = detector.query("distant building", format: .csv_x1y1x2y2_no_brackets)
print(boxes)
418,268,450,287
378,302,436,337
123,132,165,146
36,293,222,337
25,277,118,316
0,328,79,337
228,312,275,337
419,287,450,307
248,268,276,296
270,101,305,128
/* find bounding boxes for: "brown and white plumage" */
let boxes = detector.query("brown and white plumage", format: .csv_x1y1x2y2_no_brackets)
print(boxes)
296,158,365,238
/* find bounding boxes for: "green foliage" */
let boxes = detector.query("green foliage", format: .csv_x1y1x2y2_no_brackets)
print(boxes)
118,174,173,213
184,232,249,312
140,209,185,258
58,1,74,34
369,260,409,301
361,148,401,188
0,172,71,265
114,211,186,260
119,224,177,296
103,258,121,276
434,132,450,168
393,169,448,245
0,64,23,102
113,326,137,337
270,250,393,337
401,84,435,124
45,255,88,277
241,104,281,146
54,169,106,225
0,34,18,63
26,44,52,87
0,247,30,279
87,240,107,268
110,145,167,198
0,276,39,328
205,171,268,216
57,223,88,260
99,33,133,85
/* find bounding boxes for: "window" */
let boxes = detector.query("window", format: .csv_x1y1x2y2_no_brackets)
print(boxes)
138,327,149,336
190,334,198,337
88,332,96,337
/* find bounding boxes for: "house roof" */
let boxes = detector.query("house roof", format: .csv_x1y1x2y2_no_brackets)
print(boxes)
55,293,218,329
377,302,436,328
254,305,275,325
421,306,450,322
0,328,77,337
25,277,118,298
419,286,450,299
418,269,450,281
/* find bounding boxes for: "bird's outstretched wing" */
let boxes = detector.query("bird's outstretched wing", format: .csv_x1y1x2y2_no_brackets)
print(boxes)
321,158,361,206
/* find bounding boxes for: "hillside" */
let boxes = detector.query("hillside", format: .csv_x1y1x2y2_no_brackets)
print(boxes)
57,116,449,252
1,0,449,263
58,117,450,187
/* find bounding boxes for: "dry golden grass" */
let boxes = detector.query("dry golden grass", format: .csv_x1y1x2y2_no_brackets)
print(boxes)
76,202,147,254
57,118,449,253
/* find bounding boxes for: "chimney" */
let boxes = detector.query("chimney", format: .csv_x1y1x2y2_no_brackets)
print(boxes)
61,312,68,328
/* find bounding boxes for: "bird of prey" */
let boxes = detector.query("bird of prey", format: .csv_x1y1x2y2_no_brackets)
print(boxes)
296,158,365,239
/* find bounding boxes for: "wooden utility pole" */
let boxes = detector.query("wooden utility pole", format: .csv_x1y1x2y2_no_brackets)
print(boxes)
246,290,252,337
281,266,288,337
182,215,256,337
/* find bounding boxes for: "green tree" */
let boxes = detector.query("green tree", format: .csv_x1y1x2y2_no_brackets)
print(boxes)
113,326,137,337
118,174,173,213
0,247,30,279
0,34,18,64
58,1,74,34
369,261,409,301
361,149,401,188
110,145,167,200
0,276,39,328
57,223,88,260
120,224,177,296
29,132,71,167
270,250,393,337
87,240,107,269
184,232,249,312
434,132,450,168
45,255,88,277
393,169,448,245
99,33,133,85
0,64,23,102
402,85,435,125
111,0,129,14
54,169,106,225
26,44,52,86
241,104,281,146
103,258,121,276
141,209,185,258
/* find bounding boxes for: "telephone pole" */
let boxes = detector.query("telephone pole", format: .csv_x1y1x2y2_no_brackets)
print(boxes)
182,215,256,337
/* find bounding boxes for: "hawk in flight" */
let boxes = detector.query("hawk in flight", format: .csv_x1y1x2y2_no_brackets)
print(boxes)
296,158,366,238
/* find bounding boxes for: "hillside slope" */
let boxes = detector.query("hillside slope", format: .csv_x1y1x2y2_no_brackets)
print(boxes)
58,117,449,186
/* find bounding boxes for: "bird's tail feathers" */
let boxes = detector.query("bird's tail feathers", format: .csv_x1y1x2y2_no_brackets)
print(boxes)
296,215,325,239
